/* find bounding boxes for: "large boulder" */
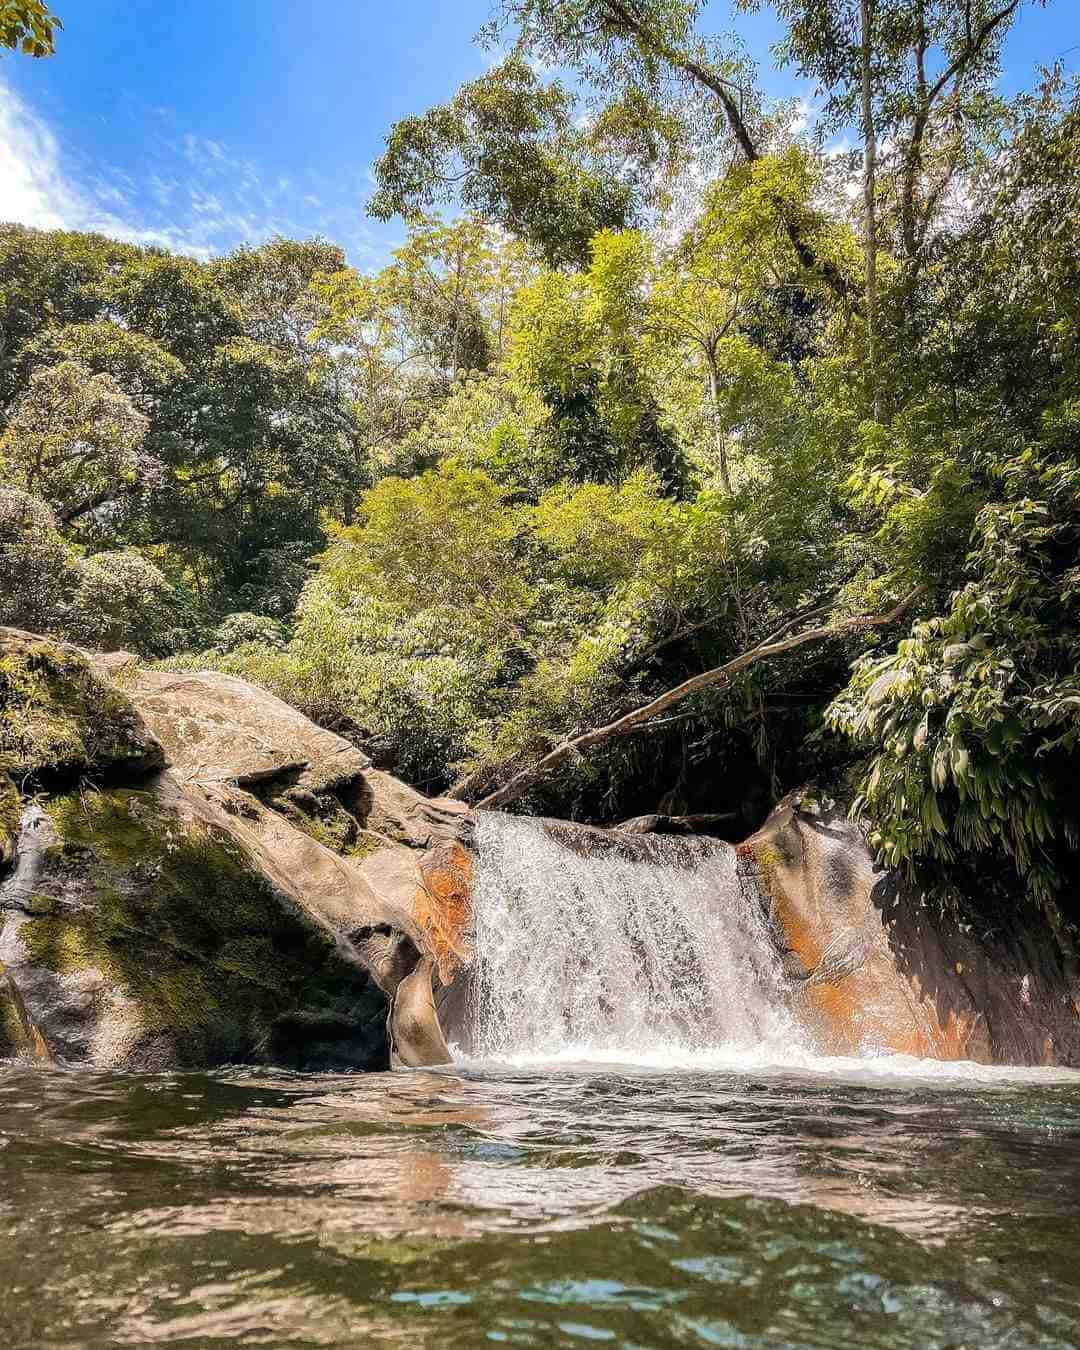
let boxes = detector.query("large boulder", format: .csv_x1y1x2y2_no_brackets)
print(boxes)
0,630,473,1070
9,632,1074,1072
0,786,388,1069
741,794,1080,1066
113,667,371,792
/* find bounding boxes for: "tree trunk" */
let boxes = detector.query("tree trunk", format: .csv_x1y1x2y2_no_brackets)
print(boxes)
708,357,733,495
463,586,924,812
860,0,881,421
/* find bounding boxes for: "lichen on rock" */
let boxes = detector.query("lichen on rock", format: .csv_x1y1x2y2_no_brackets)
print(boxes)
0,775,19,869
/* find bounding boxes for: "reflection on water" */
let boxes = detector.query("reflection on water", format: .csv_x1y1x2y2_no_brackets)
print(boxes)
2,1056,1080,1346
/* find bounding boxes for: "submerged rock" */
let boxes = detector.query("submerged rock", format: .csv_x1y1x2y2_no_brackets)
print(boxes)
0,628,471,1071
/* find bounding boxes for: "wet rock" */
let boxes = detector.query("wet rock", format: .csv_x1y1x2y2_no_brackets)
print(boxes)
0,779,390,1070
742,793,1080,1066
616,812,738,837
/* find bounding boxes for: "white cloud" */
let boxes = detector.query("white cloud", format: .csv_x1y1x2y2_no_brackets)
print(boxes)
0,77,218,256
190,188,224,216
149,174,177,204
0,76,395,268
0,77,82,229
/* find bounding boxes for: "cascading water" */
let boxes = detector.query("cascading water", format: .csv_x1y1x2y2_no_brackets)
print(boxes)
458,812,801,1062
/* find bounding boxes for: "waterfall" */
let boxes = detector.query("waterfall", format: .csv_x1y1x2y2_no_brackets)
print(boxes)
456,812,799,1062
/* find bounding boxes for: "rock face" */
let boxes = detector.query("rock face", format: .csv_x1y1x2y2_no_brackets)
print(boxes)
0,630,472,1070
4,628,1077,1072
741,795,1080,1066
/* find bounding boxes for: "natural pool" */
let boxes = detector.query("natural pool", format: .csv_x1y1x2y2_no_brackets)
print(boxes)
2,1053,1080,1348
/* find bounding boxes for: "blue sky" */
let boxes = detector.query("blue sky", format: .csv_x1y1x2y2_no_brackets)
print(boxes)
0,0,1075,268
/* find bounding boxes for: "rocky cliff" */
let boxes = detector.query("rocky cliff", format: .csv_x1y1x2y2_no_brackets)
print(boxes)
3,627,1078,1071
741,796,1080,1065
0,628,471,1070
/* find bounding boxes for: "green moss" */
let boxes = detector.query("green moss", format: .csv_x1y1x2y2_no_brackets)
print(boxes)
22,788,385,1064
290,800,359,854
754,842,783,872
0,983,23,1057
256,780,384,861
0,963,48,1061
0,637,163,782
344,830,384,861
20,918,95,971
0,775,19,863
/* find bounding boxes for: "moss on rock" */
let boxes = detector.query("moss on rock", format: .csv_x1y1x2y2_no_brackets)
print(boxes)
0,774,19,868
0,962,51,1062
254,777,388,862
0,630,163,783
18,786,388,1067
0,975,23,1057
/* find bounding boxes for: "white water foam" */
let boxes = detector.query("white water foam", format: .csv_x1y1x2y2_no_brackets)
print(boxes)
451,1042,1080,1087
455,813,1080,1089
464,812,799,1060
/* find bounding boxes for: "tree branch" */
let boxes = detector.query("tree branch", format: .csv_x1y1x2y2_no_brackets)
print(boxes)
472,585,925,812
597,0,854,304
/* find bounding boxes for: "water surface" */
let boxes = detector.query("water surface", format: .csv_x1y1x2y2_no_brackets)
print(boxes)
2,1055,1080,1347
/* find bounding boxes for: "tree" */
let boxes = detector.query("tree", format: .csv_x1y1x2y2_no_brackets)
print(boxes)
398,369,547,494
0,488,77,635
829,451,1080,913
376,216,509,382
370,55,635,268
509,230,689,490
69,549,184,655
20,320,184,410
0,487,185,655
648,151,832,491
756,0,1029,309
0,227,138,406
1,0,60,55
823,72,1080,914
859,0,880,416
0,360,156,531
484,0,855,300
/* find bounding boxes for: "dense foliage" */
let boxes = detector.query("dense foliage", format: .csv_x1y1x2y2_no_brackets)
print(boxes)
4,0,1079,919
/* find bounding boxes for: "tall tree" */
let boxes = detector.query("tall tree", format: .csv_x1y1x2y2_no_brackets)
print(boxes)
859,0,881,417
370,55,636,268
484,0,855,300
648,151,832,492
757,0,1030,288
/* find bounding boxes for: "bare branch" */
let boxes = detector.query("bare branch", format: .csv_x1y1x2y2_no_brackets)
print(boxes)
472,586,925,812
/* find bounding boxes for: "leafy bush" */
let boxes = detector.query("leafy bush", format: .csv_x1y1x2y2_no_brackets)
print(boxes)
829,452,1080,912
212,612,288,653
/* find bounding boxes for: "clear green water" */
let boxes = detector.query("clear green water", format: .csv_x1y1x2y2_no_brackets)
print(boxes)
2,1057,1080,1348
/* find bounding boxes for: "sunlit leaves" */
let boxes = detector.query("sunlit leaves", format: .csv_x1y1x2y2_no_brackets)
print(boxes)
829,452,1080,910
0,0,60,55
370,55,635,268
0,360,155,531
